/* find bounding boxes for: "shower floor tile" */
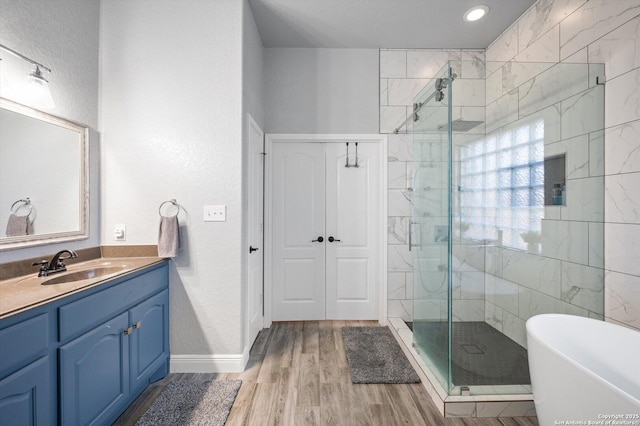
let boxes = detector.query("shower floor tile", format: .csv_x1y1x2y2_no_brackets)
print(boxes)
413,321,531,387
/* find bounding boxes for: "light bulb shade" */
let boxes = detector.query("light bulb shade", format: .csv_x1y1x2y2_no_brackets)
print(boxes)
464,5,489,22
23,66,55,109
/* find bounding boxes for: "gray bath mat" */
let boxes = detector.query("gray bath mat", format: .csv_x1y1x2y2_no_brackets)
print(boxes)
136,380,241,426
342,326,420,384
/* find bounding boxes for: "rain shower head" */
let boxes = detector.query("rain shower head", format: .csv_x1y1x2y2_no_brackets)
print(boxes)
438,119,484,132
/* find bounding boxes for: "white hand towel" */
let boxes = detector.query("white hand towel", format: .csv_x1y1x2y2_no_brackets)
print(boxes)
5,213,31,237
158,215,180,258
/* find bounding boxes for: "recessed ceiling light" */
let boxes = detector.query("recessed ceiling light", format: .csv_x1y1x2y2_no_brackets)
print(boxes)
464,5,489,22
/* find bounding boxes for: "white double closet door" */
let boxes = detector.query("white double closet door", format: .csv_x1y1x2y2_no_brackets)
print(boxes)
271,141,380,321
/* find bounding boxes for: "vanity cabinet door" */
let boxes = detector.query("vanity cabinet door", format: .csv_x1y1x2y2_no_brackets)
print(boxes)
59,312,130,426
0,356,51,426
129,289,169,392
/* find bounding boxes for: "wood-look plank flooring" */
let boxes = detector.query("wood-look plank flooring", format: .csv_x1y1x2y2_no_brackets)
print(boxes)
113,321,539,425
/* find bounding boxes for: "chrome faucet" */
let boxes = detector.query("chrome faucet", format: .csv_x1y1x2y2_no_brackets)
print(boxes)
32,249,78,277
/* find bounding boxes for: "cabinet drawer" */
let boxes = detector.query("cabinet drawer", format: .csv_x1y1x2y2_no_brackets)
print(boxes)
58,264,168,341
0,313,48,378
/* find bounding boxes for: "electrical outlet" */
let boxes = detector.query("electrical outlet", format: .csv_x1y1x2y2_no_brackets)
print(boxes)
114,224,126,241
204,205,226,222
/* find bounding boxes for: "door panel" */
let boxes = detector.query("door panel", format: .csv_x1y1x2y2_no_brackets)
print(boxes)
336,258,369,299
325,143,379,319
334,153,369,247
282,259,323,301
248,116,264,346
282,153,322,246
271,140,380,321
272,143,325,320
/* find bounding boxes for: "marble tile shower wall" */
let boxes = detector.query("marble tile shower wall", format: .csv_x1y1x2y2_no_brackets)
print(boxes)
480,61,606,348
486,0,640,333
381,49,486,321
382,0,640,337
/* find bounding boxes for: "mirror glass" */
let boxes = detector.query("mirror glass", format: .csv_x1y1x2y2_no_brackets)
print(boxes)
0,97,89,250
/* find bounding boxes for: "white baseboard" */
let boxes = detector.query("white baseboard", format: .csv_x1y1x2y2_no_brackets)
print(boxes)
170,346,250,373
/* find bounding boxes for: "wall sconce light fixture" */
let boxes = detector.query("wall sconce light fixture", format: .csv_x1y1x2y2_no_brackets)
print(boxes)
0,43,54,109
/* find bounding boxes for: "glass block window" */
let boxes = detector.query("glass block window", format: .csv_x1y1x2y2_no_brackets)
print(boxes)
459,119,544,251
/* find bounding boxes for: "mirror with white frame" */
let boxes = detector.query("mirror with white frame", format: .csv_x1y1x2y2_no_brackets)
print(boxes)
0,97,89,250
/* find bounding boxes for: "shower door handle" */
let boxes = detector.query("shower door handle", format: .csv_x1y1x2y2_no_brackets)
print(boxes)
409,221,421,251
409,221,412,251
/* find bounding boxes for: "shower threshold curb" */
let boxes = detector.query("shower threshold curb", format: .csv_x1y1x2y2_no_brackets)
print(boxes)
387,317,537,418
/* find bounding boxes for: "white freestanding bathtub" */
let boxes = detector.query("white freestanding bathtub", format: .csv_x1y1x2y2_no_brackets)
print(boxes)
527,314,640,425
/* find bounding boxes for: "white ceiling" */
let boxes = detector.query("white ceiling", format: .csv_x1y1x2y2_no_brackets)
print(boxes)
249,0,536,49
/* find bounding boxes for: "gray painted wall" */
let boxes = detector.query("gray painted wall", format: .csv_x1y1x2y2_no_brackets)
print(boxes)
100,0,246,358
265,48,379,134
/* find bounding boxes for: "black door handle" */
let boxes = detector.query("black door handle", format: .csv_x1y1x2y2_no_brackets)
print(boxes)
328,236,341,242
249,246,259,253
312,236,324,242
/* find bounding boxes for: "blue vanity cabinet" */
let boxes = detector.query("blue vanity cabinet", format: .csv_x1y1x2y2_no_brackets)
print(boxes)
0,356,52,426
0,308,55,426
129,289,169,393
58,262,169,426
0,260,169,426
59,312,130,426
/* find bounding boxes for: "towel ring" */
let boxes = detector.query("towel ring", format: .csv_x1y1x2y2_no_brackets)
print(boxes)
159,199,180,217
10,198,33,217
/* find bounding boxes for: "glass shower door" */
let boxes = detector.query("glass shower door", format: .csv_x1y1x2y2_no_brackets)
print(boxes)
412,63,453,392
408,58,605,398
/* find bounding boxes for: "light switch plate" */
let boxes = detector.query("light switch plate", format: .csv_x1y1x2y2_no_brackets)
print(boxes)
204,205,226,222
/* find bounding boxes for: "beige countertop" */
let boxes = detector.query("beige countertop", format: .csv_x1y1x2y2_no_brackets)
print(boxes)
0,257,166,320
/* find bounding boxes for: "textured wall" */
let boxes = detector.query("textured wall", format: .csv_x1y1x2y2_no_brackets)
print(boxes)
100,0,246,356
243,0,265,132
264,48,379,133
0,0,100,263
486,0,640,331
